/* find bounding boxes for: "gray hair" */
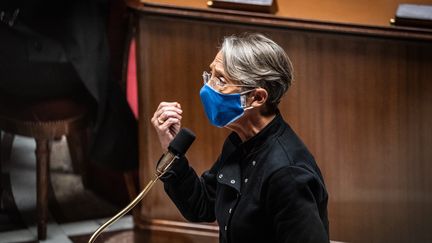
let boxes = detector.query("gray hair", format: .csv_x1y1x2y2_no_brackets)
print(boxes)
220,33,293,114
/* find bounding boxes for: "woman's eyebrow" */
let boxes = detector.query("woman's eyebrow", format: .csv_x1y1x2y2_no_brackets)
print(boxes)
214,67,225,77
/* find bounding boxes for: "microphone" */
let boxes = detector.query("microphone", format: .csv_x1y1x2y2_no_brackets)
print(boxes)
156,128,196,175
88,128,196,243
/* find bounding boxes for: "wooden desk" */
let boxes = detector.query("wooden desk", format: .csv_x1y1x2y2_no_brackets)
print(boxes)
130,0,432,27
128,0,432,242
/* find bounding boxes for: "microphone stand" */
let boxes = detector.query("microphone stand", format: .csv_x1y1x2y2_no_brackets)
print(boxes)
87,153,179,243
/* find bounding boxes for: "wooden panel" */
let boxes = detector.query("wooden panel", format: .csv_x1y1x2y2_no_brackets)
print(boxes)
282,34,432,242
134,4,432,243
137,15,234,222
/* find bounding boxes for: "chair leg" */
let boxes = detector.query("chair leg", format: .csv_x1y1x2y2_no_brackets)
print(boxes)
36,138,49,240
66,128,90,187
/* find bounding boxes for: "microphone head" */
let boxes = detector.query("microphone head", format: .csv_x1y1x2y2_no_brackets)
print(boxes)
168,128,196,156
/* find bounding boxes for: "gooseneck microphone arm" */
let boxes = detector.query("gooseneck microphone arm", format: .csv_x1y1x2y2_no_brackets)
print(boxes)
88,128,196,243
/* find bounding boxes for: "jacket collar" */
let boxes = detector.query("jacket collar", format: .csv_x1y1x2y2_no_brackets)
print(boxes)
231,112,285,154
217,113,285,192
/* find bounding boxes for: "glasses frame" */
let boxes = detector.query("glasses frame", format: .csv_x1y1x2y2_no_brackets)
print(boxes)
202,71,257,90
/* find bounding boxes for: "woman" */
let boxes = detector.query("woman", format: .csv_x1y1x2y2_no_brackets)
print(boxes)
152,33,329,243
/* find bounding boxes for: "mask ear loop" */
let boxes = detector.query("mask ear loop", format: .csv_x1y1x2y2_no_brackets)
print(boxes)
240,89,256,110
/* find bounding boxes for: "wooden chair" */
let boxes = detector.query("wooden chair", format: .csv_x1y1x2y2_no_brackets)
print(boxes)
0,95,92,240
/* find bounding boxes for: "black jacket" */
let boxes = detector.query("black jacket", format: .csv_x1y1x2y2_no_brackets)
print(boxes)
162,114,329,243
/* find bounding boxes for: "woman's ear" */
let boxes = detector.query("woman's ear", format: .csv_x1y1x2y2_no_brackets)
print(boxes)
250,88,268,108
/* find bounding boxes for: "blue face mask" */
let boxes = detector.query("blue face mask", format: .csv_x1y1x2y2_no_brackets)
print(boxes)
199,83,254,127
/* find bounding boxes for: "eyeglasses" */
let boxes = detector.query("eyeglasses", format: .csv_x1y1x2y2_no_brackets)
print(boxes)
202,71,257,90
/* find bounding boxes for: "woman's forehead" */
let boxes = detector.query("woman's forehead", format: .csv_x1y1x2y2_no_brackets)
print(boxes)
210,51,225,73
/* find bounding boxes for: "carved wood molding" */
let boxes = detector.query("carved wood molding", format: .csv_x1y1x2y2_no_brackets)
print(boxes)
136,218,219,237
